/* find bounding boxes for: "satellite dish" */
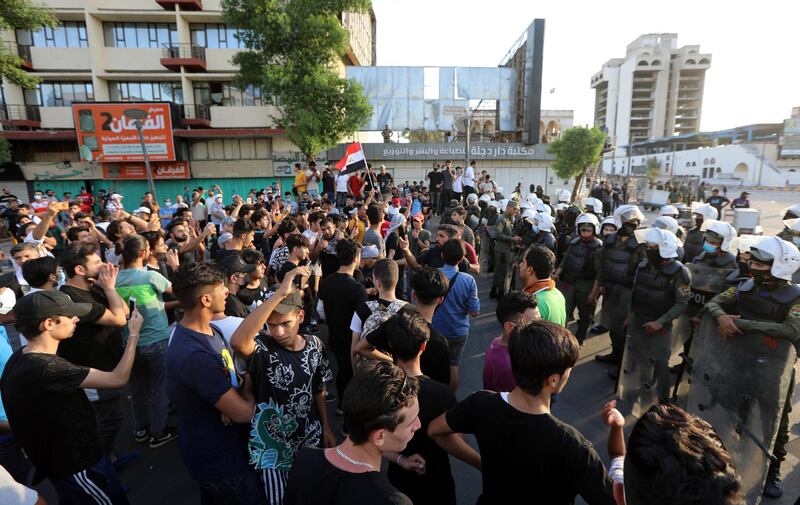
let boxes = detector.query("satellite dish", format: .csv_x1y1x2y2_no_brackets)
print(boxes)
79,145,93,162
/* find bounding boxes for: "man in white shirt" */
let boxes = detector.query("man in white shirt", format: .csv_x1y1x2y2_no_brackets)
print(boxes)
335,170,350,207
209,194,226,227
463,160,476,197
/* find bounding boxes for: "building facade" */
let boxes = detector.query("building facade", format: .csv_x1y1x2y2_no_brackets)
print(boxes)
591,34,711,149
0,0,376,202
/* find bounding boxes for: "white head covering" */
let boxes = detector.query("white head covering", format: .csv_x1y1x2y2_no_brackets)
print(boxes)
640,227,679,259
700,219,738,252
575,212,600,235
387,213,406,235
750,236,800,281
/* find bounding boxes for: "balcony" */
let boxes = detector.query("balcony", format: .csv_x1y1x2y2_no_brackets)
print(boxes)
3,42,32,70
161,44,206,72
156,0,202,10
180,104,211,127
0,105,41,129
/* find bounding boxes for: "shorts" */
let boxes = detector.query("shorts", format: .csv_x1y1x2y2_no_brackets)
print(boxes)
446,336,467,366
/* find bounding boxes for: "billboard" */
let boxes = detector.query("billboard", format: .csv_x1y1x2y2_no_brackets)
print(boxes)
71,103,176,162
782,117,800,156
102,161,189,180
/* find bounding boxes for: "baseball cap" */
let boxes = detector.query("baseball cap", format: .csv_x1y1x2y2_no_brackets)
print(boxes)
361,245,380,259
217,232,233,246
14,291,92,323
218,254,257,276
412,213,424,222
134,206,151,214
392,197,401,206
272,290,305,315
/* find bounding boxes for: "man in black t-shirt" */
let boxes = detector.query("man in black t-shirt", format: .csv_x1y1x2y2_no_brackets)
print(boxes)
218,254,255,318
427,163,444,215
377,165,394,194
1,291,142,504
318,239,367,406
429,320,623,505
285,363,417,505
59,243,133,465
706,188,730,217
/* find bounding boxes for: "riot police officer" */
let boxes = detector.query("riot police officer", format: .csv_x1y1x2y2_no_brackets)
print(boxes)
491,199,519,299
596,205,646,368
617,227,690,410
553,213,603,343
683,203,718,262
529,212,557,254
704,236,800,499
652,215,686,261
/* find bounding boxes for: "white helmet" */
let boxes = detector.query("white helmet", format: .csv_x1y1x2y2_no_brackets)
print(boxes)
521,209,537,222
691,203,719,221
520,201,532,210
479,194,491,203
660,205,679,217
729,234,760,254
614,204,646,227
535,212,554,232
526,194,540,205
652,216,680,236
600,216,618,230
700,219,737,252
782,205,800,220
555,203,568,212
783,218,800,233
575,212,600,235
488,200,500,210
749,236,800,281
640,227,680,259
466,193,478,204
558,189,571,203
535,202,552,216
581,197,603,215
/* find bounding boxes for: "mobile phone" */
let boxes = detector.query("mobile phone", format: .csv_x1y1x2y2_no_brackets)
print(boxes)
57,201,70,211
128,297,137,315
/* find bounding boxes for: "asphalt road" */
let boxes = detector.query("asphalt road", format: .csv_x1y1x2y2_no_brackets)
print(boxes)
4,189,800,504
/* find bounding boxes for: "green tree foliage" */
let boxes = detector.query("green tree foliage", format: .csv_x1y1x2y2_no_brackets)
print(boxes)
0,0,57,88
223,0,372,159
0,137,11,163
546,126,607,200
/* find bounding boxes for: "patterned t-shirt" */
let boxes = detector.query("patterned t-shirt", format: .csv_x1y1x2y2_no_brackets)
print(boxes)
247,333,332,471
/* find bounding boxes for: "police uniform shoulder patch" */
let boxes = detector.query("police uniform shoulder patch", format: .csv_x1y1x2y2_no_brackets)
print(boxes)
790,304,800,319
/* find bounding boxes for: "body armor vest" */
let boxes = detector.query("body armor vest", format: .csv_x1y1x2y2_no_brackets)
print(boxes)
601,233,639,286
735,279,800,322
561,237,602,283
631,260,685,320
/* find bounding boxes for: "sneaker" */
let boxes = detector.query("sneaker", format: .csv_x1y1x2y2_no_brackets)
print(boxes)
134,429,149,443
590,324,609,335
595,352,621,365
149,430,178,449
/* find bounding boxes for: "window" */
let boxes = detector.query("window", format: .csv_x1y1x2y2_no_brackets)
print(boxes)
24,82,94,106
190,138,271,160
190,24,245,48
110,82,183,104
19,22,88,48
103,23,178,48
193,82,265,106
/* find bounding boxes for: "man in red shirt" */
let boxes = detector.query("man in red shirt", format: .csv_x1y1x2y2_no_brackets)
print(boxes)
76,188,94,215
347,171,364,199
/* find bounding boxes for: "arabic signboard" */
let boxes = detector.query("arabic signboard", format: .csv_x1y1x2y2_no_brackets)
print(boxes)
326,142,552,162
20,161,102,181
102,161,190,180
71,103,176,163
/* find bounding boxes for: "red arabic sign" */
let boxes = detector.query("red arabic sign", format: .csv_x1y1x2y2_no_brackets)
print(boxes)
102,161,190,180
72,103,176,162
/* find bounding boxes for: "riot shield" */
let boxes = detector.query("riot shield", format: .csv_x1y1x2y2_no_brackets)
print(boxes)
683,315,796,505
617,313,674,418
672,263,736,350
599,284,630,335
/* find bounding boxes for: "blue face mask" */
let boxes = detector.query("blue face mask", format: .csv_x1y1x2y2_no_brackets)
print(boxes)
703,242,718,254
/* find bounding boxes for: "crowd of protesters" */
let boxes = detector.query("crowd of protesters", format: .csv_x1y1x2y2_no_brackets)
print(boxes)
0,158,797,505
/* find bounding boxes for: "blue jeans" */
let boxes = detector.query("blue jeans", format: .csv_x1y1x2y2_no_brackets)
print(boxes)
128,340,169,435
198,468,265,505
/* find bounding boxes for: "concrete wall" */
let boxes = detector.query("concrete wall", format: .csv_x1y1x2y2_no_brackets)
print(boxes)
205,48,238,72
30,47,91,71
209,106,277,128
40,107,75,128
191,159,275,178
102,48,164,72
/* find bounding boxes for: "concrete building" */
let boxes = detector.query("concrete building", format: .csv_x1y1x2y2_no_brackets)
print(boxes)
0,0,375,201
600,109,800,188
591,34,711,149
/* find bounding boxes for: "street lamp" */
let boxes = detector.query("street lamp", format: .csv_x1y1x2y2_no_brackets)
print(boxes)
123,108,158,203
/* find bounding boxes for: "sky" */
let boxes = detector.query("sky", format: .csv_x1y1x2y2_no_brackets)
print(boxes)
370,0,800,132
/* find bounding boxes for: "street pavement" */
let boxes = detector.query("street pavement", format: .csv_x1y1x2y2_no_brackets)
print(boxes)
6,188,800,504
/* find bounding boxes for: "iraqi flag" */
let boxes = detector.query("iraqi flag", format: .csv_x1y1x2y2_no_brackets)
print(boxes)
336,142,367,175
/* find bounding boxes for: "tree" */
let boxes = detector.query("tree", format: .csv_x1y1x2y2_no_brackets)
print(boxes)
546,126,607,201
0,137,11,163
646,157,661,182
0,0,57,88
223,0,372,159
